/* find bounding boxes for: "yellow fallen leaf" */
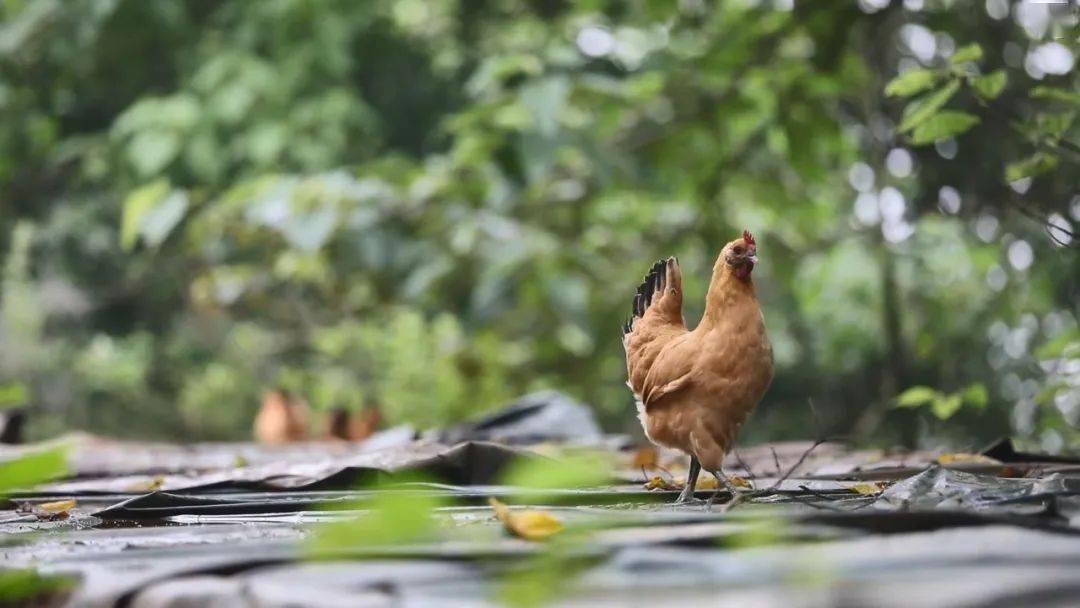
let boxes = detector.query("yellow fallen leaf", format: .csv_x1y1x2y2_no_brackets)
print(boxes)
850,482,888,495
126,475,165,493
936,453,1000,465
692,475,751,490
643,475,750,492
644,476,678,491
37,499,75,513
32,499,76,520
489,498,564,541
694,476,720,490
728,475,753,489
38,498,76,514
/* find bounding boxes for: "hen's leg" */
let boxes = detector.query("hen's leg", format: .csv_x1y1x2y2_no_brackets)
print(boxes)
674,456,701,504
706,469,745,510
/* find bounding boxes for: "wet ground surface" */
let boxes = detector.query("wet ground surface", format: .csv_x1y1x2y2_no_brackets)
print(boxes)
3,433,1080,607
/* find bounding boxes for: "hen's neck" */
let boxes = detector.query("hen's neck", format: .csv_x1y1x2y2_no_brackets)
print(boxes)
700,266,757,328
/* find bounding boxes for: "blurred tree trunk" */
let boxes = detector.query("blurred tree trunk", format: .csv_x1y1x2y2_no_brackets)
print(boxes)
854,246,910,442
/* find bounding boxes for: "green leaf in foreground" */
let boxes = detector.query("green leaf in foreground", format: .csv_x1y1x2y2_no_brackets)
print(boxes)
898,80,960,133
1005,152,1059,182
500,451,614,501
972,70,1007,100
0,447,68,496
306,483,447,556
497,539,589,608
495,452,618,607
950,43,983,64
895,386,939,408
911,111,980,145
0,569,74,605
885,69,938,97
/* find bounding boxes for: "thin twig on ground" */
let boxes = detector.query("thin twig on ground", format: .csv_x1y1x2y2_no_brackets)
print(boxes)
797,484,847,502
790,492,847,512
710,399,834,512
762,438,828,493
709,439,829,513
732,448,759,481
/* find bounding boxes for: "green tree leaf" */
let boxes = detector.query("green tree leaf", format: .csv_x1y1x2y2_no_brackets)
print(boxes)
931,394,964,419
962,384,988,409
1005,152,1059,182
972,70,1007,100
1036,327,1079,359
1034,111,1076,139
950,43,983,64
895,386,939,408
911,111,980,145
898,80,960,133
1031,86,1080,105
121,180,171,251
127,130,180,177
140,191,189,248
885,69,939,98
280,208,338,253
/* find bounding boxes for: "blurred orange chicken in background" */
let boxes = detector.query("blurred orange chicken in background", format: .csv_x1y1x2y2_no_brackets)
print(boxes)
253,389,310,444
326,406,382,442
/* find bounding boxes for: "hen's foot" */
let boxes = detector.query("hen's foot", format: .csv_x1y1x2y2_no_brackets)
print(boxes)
705,471,751,511
673,495,707,506
706,489,750,511
673,483,699,504
672,455,702,505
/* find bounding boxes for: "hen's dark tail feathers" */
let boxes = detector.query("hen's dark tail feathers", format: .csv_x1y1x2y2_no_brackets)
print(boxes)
623,257,675,335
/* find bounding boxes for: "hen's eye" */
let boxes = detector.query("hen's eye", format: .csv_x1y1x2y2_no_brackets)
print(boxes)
733,245,744,254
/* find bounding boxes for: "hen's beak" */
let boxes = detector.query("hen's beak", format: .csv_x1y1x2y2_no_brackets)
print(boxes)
747,253,758,265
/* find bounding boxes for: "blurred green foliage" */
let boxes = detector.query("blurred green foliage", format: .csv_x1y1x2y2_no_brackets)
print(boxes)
0,381,26,409
0,0,1076,448
894,383,988,420
0,567,72,606
500,451,614,501
0,447,67,496
497,539,592,608
493,452,614,607
305,476,449,556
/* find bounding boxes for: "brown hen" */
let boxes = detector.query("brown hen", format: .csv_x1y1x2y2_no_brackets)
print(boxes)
623,230,773,503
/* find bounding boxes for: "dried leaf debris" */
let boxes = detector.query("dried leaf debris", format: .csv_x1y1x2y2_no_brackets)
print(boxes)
489,498,565,541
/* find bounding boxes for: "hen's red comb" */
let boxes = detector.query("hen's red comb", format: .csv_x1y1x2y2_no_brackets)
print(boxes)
742,230,756,246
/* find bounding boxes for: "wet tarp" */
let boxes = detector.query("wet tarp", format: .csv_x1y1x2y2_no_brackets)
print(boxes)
113,526,1080,608
25,439,527,496
436,390,605,445
874,465,1080,511
4,429,1080,608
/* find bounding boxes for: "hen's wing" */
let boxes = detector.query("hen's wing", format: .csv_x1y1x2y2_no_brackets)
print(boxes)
623,257,688,409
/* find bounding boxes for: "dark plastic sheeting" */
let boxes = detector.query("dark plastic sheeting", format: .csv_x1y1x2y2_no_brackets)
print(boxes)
6,433,1080,608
